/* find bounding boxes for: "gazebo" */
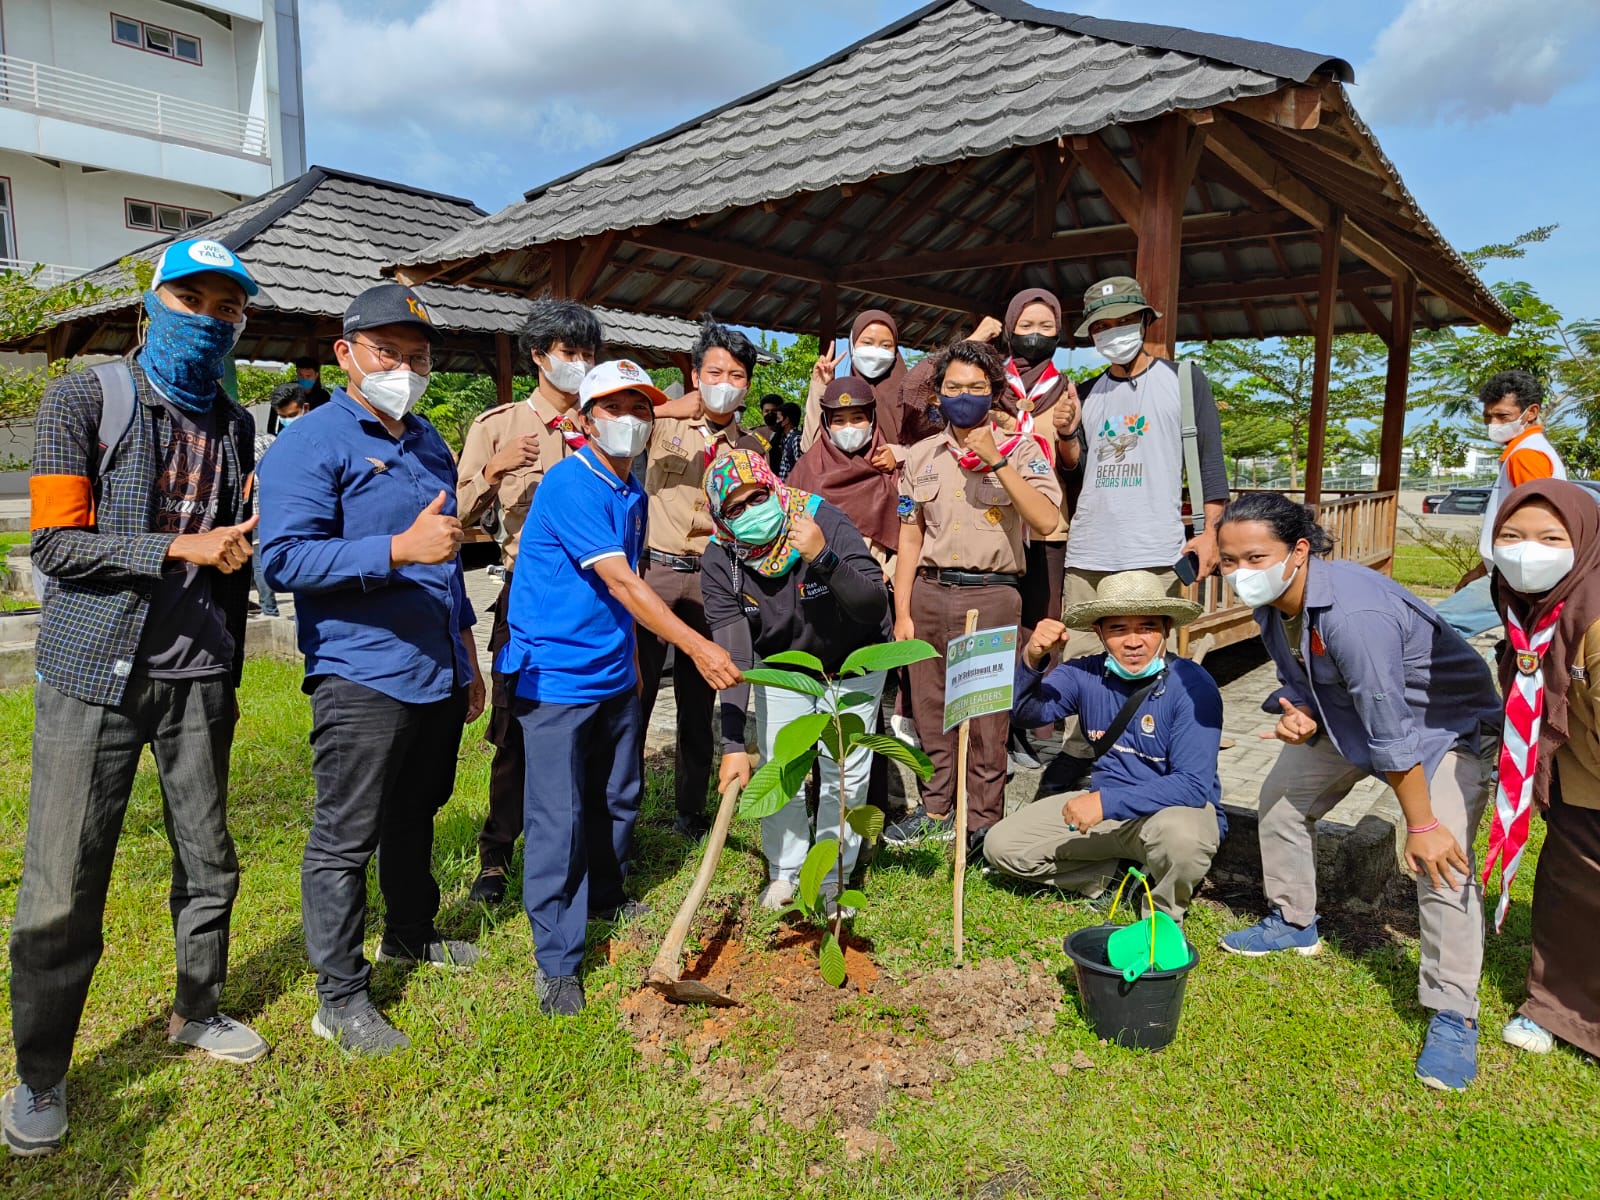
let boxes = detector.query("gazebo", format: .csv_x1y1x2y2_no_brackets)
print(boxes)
4,166,744,392
392,0,1510,648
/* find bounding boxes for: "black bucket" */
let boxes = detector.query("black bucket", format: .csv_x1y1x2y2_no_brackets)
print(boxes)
1062,924,1198,1051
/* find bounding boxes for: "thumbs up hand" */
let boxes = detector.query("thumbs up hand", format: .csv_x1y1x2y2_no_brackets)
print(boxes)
391,490,464,566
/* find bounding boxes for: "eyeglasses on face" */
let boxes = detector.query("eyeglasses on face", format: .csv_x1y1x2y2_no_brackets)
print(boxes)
355,338,433,373
721,486,773,520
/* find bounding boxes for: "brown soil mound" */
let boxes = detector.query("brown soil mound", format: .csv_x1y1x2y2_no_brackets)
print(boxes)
621,910,1061,1130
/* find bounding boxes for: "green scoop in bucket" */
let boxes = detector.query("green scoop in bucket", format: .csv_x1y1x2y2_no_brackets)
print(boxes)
1104,868,1191,982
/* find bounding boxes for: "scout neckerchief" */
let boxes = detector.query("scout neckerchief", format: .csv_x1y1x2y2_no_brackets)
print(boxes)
1483,601,1564,931
696,419,740,467
1003,357,1062,465
948,425,1050,474
529,395,587,451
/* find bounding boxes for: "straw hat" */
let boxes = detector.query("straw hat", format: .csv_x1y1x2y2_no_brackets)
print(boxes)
1061,570,1201,631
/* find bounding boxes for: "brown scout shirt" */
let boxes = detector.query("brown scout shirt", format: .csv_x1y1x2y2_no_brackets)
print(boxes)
897,430,1062,574
456,390,581,569
644,415,767,557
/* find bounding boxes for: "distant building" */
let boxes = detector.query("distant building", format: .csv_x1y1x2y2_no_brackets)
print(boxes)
0,0,305,284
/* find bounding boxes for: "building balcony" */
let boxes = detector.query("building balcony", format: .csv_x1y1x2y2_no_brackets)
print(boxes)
0,258,90,289
0,54,268,160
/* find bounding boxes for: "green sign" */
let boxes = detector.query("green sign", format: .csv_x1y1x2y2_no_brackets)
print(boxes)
943,625,1018,732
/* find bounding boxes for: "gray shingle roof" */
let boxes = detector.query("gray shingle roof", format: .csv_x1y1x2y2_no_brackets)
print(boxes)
404,0,1347,268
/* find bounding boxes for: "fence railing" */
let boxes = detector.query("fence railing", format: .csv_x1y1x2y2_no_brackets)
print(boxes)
0,258,90,288
0,54,268,158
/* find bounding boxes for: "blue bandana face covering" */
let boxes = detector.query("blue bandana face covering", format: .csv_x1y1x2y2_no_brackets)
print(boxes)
1107,652,1166,682
136,291,244,414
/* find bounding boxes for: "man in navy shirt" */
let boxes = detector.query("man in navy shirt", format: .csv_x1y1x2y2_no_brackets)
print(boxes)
260,283,485,1057
499,360,741,1016
984,572,1224,919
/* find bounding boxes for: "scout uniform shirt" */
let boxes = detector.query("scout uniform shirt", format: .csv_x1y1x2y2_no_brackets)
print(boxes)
897,430,1062,574
645,415,767,557
456,390,585,568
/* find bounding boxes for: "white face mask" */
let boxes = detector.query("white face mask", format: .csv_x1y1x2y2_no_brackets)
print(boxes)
589,411,652,459
851,344,896,378
1226,557,1299,608
1486,418,1528,446
700,381,748,415
1092,322,1145,366
539,351,591,395
355,367,429,420
829,424,872,454
1493,541,1574,594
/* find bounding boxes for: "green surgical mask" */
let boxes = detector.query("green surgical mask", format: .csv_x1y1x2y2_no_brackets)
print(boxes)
1107,653,1165,682
725,495,787,546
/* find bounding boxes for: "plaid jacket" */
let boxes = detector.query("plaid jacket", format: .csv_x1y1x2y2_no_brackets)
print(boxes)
30,360,255,706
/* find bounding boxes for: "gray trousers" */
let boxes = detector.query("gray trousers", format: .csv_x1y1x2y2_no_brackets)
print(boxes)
10,675,238,1088
1258,737,1495,1018
984,794,1221,919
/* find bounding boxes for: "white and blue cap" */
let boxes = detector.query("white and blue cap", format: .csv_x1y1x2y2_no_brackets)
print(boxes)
151,238,259,297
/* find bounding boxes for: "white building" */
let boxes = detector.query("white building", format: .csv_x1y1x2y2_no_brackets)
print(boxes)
0,0,305,283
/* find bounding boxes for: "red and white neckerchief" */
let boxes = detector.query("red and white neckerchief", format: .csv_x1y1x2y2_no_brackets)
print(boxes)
1483,601,1564,931
949,425,1047,473
1004,357,1059,464
547,412,587,451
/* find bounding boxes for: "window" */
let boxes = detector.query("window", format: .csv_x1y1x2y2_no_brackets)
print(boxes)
125,197,212,232
0,178,15,262
110,14,202,65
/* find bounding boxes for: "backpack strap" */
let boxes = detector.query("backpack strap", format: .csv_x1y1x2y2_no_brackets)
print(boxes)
1088,675,1162,760
88,362,139,479
1178,360,1205,533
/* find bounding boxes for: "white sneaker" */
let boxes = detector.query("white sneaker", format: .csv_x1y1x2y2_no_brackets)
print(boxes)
758,879,795,911
889,715,921,749
1502,1014,1554,1054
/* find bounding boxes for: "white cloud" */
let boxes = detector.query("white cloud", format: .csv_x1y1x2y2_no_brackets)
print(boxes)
302,0,786,149
1359,0,1600,124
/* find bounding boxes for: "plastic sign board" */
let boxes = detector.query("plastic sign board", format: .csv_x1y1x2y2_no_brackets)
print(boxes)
943,625,1018,732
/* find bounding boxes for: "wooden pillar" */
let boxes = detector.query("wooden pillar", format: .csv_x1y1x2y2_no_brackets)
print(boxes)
817,282,839,356
673,352,695,390
1377,275,1417,497
494,331,514,407
1134,115,1197,358
1302,208,1345,507
547,243,571,299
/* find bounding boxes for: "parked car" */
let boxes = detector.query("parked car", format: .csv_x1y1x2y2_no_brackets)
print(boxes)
1426,487,1491,516
1421,492,1450,514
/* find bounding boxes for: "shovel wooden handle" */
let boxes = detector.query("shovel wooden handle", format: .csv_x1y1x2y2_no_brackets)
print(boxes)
646,780,742,984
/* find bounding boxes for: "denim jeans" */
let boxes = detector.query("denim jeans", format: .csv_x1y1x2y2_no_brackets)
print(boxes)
1435,576,1500,639
301,676,466,1005
516,689,644,977
10,674,239,1088
252,533,278,615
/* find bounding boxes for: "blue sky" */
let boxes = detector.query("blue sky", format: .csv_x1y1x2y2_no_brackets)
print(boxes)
301,0,1600,322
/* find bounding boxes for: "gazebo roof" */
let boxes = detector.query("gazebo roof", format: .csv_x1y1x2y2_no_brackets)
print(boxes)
7,167,741,371
396,0,1509,346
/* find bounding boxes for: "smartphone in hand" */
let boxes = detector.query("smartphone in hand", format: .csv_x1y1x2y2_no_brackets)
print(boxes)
1174,550,1201,586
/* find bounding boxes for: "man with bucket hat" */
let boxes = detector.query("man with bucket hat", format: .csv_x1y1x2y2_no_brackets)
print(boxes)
983,571,1225,919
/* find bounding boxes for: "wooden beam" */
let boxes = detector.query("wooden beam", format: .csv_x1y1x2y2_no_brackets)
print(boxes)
817,283,839,355
1030,144,1066,238
546,243,571,298
1344,284,1393,346
1302,208,1344,507
568,231,620,301
1378,274,1417,496
495,331,515,407
1135,114,1196,357
1070,134,1143,234
1181,268,1385,305
1226,86,1323,131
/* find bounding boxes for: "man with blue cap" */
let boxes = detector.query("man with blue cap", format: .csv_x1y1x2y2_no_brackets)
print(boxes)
7,238,269,1156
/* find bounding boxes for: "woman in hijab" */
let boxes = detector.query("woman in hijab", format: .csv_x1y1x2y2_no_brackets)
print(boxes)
804,309,907,454
788,377,901,568
700,450,892,912
1486,478,1600,1061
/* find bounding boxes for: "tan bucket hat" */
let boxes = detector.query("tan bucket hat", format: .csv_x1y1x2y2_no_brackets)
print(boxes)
1061,570,1201,631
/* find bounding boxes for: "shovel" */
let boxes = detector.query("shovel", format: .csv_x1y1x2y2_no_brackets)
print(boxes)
643,780,743,1006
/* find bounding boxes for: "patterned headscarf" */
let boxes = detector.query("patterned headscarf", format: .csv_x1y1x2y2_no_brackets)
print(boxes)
704,448,822,577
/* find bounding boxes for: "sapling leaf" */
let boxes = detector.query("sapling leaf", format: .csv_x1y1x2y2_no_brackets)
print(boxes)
798,838,839,909
845,805,886,844
739,750,817,820
774,712,830,763
838,691,878,710
837,889,868,909
741,668,826,697
855,734,937,780
761,649,827,674
839,639,940,676
818,931,848,987
819,711,867,762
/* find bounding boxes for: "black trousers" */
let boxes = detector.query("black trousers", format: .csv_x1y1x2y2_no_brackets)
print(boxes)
636,560,714,820
478,577,525,869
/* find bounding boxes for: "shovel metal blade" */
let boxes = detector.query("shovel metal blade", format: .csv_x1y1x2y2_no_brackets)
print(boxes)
644,974,742,1007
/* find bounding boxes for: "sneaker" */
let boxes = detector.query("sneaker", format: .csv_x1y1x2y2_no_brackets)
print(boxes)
1416,1010,1478,1091
1219,909,1321,957
311,995,410,1057
167,1012,269,1063
590,899,651,925
535,967,586,1017
1008,730,1042,771
883,806,956,847
966,827,990,862
818,879,857,919
376,937,481,970
673,814,711,841
758,878,796,911
468,866,508,905
1502,1014,1554,1055
889,715,921,749
2,1081,66,1156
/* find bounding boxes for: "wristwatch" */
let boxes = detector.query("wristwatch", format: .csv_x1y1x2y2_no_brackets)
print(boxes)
813,547,840,574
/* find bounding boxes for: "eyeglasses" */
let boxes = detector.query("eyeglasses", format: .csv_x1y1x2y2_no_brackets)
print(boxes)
939,383,993,396
354,338,433,373
721,487,773,520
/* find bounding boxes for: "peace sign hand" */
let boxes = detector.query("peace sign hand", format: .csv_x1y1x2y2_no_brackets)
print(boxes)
812,344,842,387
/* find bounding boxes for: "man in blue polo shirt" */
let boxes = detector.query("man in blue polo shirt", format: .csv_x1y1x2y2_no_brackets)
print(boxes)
260,283,485,1057
500,359,741,1016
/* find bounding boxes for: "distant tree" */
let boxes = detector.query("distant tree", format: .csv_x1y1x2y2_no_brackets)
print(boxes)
751,334,819,408
1404,419,1468,476
416,372,506,454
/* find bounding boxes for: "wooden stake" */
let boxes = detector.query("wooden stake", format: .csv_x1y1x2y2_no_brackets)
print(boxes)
952,607,979,967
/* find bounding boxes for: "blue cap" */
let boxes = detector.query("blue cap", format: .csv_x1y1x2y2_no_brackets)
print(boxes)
151,238,258,297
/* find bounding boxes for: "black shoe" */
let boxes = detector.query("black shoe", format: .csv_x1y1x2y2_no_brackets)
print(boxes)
311,995,410,1057
535,968,586,1017
966,827,990,862
883,805,956,846
673,814,711,841
1008,729,1042,771
468,866,508,905
375,937,481,970
1037,752,1094,798
590,899,651,925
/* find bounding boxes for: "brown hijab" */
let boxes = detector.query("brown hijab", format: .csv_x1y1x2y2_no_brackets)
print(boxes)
787,376,900,553
846,309,907,444
1491,478,1600,808
999,287,1067,418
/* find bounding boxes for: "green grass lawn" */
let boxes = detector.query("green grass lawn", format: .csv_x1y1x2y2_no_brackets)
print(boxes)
1391,544,1463,597
1,659,1596,1198
0,533,28,550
